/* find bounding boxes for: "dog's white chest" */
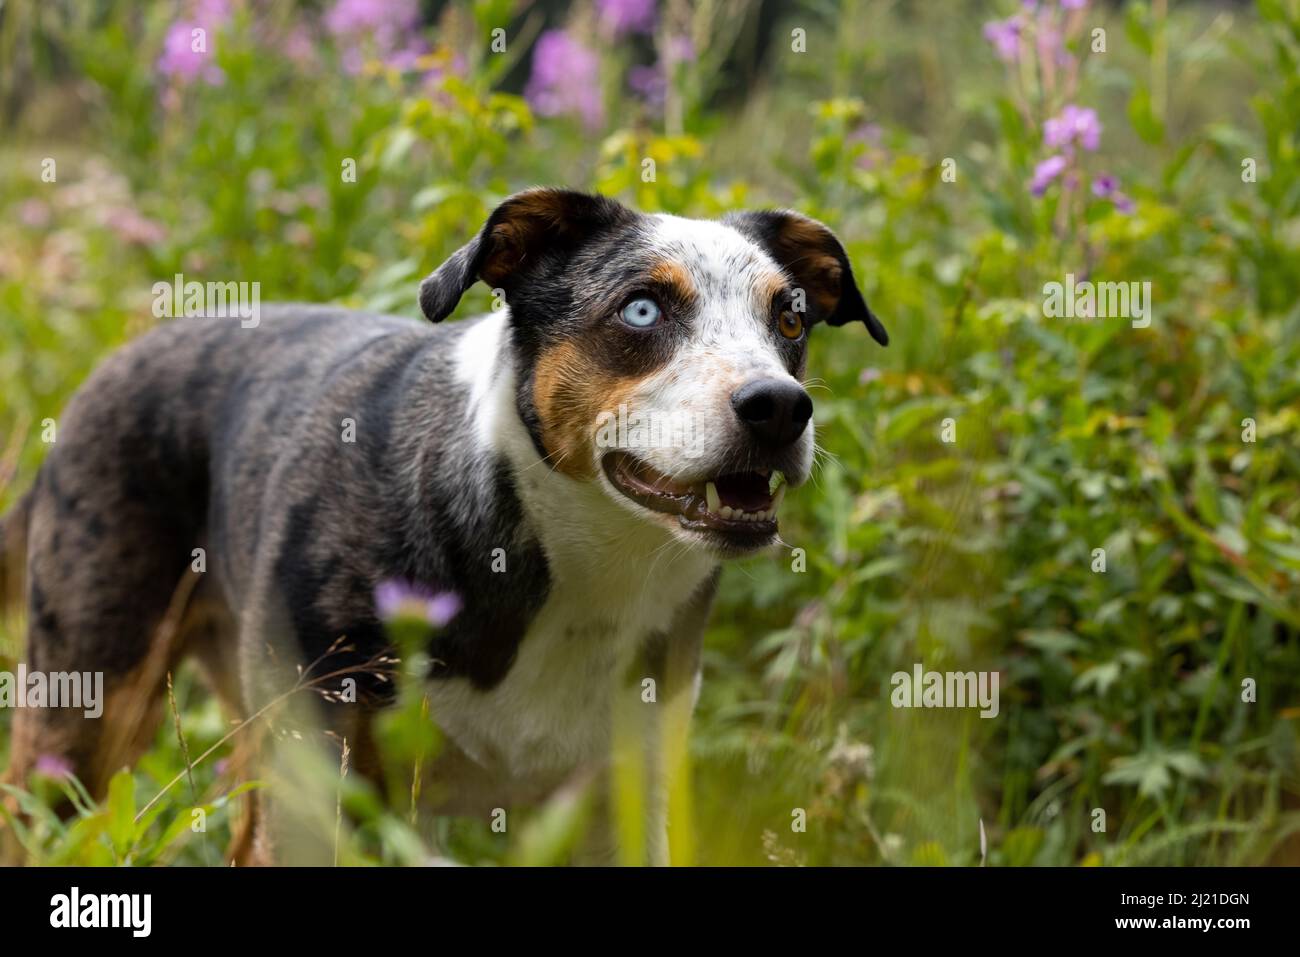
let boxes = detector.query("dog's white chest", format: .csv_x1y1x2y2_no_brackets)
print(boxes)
437,310,716,786
425,550,709,782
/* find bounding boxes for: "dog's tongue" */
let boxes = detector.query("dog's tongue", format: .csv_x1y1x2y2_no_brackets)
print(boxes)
715,472,771,512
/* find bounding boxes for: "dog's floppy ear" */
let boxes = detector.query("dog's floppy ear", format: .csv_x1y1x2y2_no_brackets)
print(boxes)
724,209,888,346
419,187,635,322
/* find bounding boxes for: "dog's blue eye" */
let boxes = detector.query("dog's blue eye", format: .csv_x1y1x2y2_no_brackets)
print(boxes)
620,297,661,328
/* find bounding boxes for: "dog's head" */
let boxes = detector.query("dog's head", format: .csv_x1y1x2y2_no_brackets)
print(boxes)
420,188,887,558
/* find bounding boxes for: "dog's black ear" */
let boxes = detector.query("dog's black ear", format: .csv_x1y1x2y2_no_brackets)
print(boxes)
724,209,888,346
419,188,636,322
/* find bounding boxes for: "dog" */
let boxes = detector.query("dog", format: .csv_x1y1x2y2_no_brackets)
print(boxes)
0,188,886,864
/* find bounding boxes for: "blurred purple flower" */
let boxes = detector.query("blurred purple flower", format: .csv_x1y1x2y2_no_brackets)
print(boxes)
1030,154,1068,196
325,0,418,41
597,0,657,37
1035,16,1067,65
157,22,225,84
326,0,419,73
664,34,696,65
282,24,317,66
1092,174,1134,213
1061,0,1087,9
1044,104,1101,152
1091,174,1118,196
102,206,167,245
849,122,883,145
384,43,427,72
628,65,666,107
156,0,231,84
35,754,73,779
983,15,1023,63
375,580,462,628
19,199,50,228
195,0,231,19
849,122,887,170
525,30,604,130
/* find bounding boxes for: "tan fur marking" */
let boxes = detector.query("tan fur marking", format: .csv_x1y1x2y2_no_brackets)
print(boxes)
533,341,639,479
648,260,697,305
757,269,789,305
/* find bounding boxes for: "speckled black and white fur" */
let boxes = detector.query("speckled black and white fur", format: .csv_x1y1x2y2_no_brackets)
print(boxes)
0,188,886,864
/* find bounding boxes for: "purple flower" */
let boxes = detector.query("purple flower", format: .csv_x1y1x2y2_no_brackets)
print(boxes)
664,34,695,65
282,24,316,66
157,22,224,84
156,0,231,84
102,206,167,245
195,0,230,19
1092,174,1134,213
628,65,666,107
375,580,462,628
1091,174,1118,197
983,15,1023,63
34,754,74,779
849,122,883,145
325,0,420,72
1030,154,1068,196
525,30,604,130
597,0,657,37
325,0,418,40
849,122,887,170
1035,17,1067,65
19,199,50,228
1044,104,1101,152
1061,0,1087,9
384,43,427,72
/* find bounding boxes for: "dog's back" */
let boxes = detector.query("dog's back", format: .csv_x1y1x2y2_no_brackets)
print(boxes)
0,307,439,799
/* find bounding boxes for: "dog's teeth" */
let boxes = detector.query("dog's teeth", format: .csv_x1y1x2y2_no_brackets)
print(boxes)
719,506,733,519
706,481,720,513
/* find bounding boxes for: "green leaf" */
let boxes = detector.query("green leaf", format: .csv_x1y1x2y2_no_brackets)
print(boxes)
1127,87,1166,145
106,769,137,856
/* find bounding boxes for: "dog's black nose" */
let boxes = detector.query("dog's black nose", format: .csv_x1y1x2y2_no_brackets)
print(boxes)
731,378,813,446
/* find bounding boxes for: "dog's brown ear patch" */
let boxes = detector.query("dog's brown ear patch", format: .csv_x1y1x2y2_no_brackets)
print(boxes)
420,188,636,322
532,340,638,480
723,209,888,346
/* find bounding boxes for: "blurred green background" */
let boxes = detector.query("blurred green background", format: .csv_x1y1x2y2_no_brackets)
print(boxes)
0,0,1297,866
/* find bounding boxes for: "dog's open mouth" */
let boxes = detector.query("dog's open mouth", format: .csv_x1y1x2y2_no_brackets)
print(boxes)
601,451,785,544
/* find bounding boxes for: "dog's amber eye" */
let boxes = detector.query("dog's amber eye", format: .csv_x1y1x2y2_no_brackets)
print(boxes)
778,310,804,339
